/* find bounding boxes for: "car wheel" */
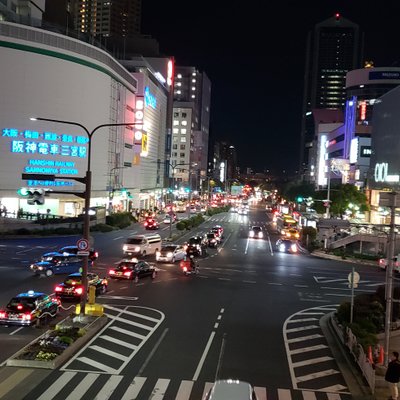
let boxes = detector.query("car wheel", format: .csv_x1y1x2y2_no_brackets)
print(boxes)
151,271,156,279
45,269,54,277
134,275,139,283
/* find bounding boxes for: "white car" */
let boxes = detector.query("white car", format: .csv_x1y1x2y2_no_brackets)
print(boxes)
249,226,263,239
379,256,400,272
204,380,258,400
238,207,248,215
163,215,175,224
156,245,186,263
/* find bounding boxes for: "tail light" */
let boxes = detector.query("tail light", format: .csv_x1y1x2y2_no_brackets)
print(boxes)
183,266,187,272
17,304,23,310
55,286,63,292
144,222,148,226
22,313,32,321
95,252,99,258
75,287,83,295
123,271,132,277
101,278,108,285
0,311,7,319
291,244,298,252
109,269,115,275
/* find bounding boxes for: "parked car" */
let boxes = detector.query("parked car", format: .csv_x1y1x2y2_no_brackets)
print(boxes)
0,290,60,326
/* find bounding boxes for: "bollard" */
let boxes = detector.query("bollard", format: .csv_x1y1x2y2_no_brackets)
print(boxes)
368,345,373,364
378,345,384,365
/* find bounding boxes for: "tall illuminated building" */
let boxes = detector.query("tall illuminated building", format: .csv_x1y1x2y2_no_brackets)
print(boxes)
73,0,141,38
300,13,363,180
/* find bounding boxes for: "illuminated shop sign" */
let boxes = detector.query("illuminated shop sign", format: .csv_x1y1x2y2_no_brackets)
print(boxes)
144,87,157,109
359,101,367,121
369,71,400,80
317,135,327,186
1,128,88,180
361,146,372,157
350,138,359,164
374,162,399,183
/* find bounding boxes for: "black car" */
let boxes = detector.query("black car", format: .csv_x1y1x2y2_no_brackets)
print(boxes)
0,291,60,326
109,260,157,283
54,272,108,300
276,239,298,253
58,246,99,261
185,236,207,256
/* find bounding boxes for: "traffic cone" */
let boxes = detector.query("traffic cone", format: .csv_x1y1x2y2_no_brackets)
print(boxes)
378,345,384,365
368,346,373,364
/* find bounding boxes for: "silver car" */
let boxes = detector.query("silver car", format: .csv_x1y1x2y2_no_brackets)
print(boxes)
156,245,186,263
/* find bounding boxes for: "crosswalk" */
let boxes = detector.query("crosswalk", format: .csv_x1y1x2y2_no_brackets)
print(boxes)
0,369,353,400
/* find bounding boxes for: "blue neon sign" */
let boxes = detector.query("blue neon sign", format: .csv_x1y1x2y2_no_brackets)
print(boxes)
144,86,157,109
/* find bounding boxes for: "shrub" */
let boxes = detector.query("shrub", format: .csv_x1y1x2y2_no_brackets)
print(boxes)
15,228,32,235
106,212,134,229
176,221,186,231
91,223,114,232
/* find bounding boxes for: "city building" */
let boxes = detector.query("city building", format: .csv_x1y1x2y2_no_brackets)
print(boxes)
0,0,45,26
300,13,363,180
172,66,211,193
0,20,141,216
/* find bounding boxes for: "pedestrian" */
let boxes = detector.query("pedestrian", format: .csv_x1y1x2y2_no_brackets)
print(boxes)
385,351,400,400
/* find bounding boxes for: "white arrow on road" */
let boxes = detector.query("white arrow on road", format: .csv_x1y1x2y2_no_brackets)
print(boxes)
98,295,139,301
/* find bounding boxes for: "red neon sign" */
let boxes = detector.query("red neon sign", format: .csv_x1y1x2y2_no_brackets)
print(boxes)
360,101,367,121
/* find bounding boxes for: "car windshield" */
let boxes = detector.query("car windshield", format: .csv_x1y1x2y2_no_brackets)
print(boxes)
189,238,200,244
126,238,144,245
64,277,83,285
252,227,261,231
7,297,36,311
117,263,135,270
162,246,176,252
207,233,215,239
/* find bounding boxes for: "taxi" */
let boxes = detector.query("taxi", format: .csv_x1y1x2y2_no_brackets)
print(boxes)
0,291,60,326
281,227,300,239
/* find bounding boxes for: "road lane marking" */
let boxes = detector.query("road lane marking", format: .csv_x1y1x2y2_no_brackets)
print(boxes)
302,392,317,400
113,236,124,240
120,377,147,400
109,325,146,339
287,318,318,323
176,380,194,400
290,344,328,355
150,378,170,400
94,375,123,400
193,331,216,381
0,368,35,398
292,355,334,368
267,232,274,255
268,282,282,285
201,382,214,399
243,280,257,283
36,371,77,400
294,284,308,288
244,238,250,255
296,369,340,383
287,334,323,343
89,345,128,360
9,327,24,335
325,387,347,396
254,387,267,400
214,323,219,329
65,373,99,400
286,325,319,333
277,388,291,399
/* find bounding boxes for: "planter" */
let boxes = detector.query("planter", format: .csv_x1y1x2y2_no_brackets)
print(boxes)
6,314,108,369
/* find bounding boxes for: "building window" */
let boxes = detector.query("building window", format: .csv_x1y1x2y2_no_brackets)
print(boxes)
172,144,178,149
173,152,178,157
176,82,181,87
191,86,196,90
181,121,187,126
181,128,187,134
173,120,179,126
180,153,185,157
192,79,196,83
180,145,186,150
173,128,179,134
174,112,179,117
191,94,195,98
177,74,182,79
180,136,187,142
177,90,181,94
124,162,132,167
192,72,196,76
182,112,187,118
173,136,178,142
124,143,133,149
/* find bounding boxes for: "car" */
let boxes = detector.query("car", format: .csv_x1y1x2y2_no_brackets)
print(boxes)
204,379,258,400
144,218,160,230
249,226,263,239
238,207,248,215
281,228,300,239
185,235,208,256
109,260,157,283
189,206,198,214
156,245,186,262
0,290,60,326
379,256,400,272
212,225,224,237
276,239,298,253
58,246,99,262
206,232,220,248
54,272,108,300
30,255,92,277
163,214,176,224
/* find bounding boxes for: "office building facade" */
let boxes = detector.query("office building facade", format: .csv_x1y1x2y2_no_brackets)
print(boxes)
300,13,362,180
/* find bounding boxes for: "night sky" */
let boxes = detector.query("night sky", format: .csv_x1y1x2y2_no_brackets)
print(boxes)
141,1,400,175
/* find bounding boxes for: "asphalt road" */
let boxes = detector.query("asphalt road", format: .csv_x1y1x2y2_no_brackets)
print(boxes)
0,205,387,399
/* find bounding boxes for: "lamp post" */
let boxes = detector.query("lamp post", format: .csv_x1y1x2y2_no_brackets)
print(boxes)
31,117,139,317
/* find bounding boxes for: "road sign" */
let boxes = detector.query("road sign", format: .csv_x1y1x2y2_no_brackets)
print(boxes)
348,271,360,285
77,250,90,256
76,238,89,251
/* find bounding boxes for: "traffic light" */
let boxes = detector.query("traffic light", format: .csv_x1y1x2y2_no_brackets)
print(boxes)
23,188,46,205
323,199,331,208
296,196,304,203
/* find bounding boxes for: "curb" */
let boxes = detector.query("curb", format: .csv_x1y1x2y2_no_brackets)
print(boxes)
321,312,374,399
310,251,378,267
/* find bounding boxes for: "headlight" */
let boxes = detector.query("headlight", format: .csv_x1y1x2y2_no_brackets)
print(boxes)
38,266,44,270
167,252,173,257
135,247,141,252
281,230,286,235
295,233,300,238
258,232,263,238
279,244,286,252
123,245,128,251
249,231,255,237
30,264,35,269
291,244,297,252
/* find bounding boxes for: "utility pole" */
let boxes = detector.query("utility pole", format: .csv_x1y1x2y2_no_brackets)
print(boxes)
384,191,397,366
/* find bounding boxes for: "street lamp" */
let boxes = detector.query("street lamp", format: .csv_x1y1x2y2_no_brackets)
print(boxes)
30,116,140,317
